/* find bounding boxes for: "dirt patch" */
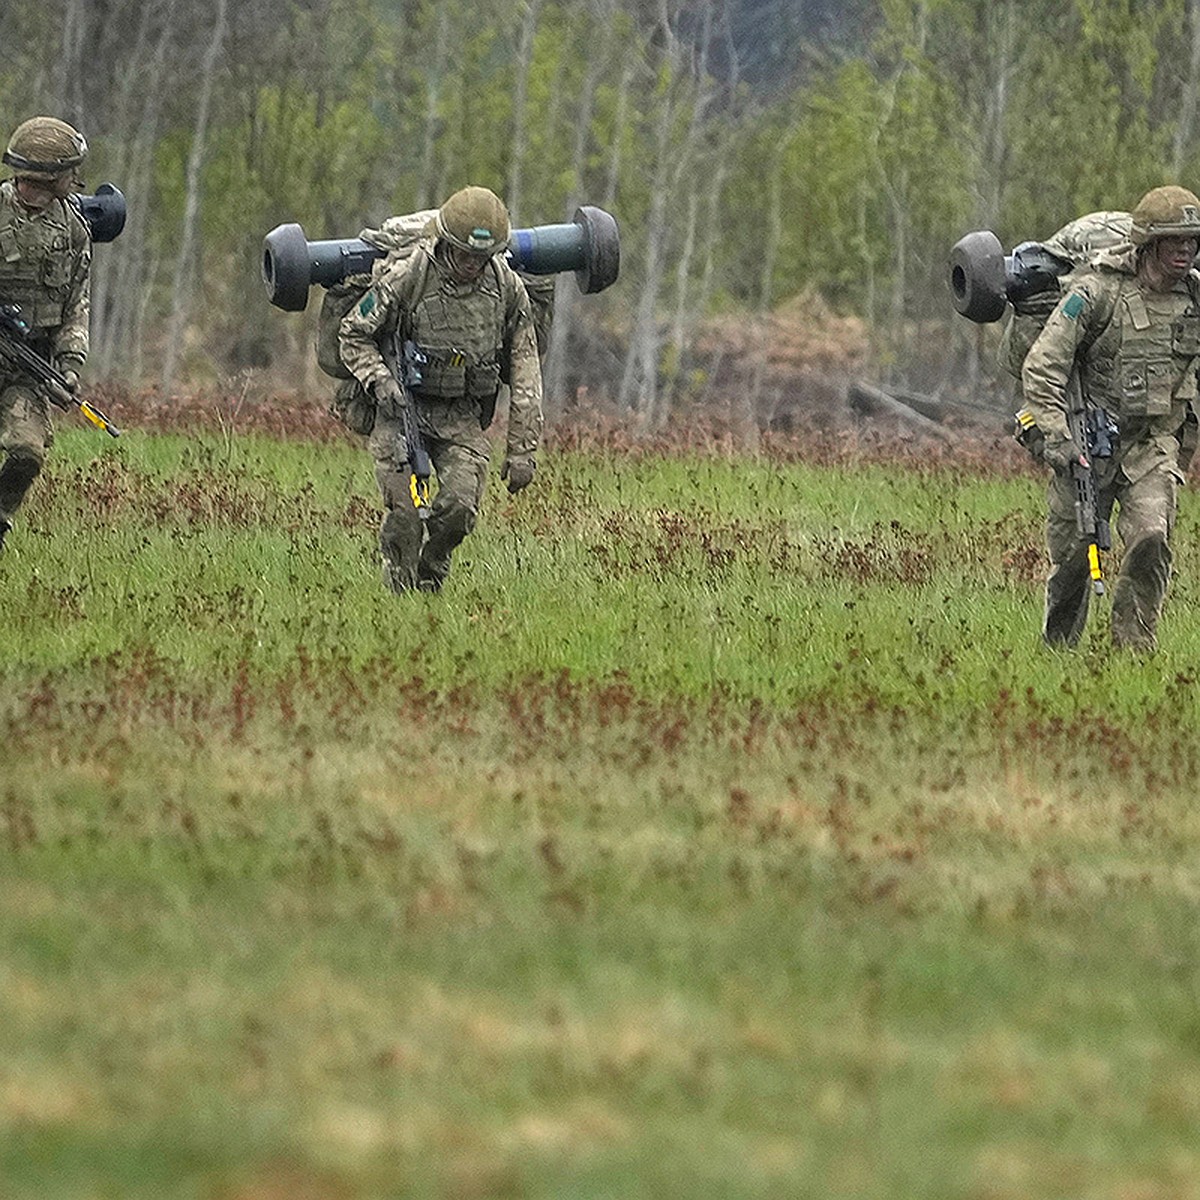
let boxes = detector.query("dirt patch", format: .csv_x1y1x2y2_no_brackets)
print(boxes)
692,288,870,430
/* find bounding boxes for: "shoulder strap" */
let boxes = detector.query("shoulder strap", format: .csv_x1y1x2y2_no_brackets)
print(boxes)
390,245,433,343
1186,269,1200,310
1076,271,1121,357
493,257,523,338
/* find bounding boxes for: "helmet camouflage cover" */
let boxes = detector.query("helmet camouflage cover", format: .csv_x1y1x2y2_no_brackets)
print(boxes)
435,186,511,255
1130,185,1200,246
3,116,87,180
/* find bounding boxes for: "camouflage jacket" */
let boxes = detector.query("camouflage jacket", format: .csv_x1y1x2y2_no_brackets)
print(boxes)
1022,243,1200,482
339,240,543,459
0,178,91,368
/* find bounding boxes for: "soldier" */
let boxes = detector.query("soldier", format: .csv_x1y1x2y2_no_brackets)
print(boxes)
339,186,542,593
0,116,91,552
1022,186,1200,650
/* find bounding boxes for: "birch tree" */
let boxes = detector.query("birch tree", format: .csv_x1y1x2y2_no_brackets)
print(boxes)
161,0,228,394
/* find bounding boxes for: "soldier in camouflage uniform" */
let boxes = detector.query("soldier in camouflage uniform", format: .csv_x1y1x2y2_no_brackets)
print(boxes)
0,116,91,552
339,186,542,593
1022,186,1200,650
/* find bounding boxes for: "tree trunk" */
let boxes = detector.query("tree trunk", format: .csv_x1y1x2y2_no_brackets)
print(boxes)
89,0,163,375
415,5,451,212
1176,0,1200,176
619,0,718,427
161,0,228,395
543,0,611,419
53,0,87,120
506,0,543,227
602,62,634,213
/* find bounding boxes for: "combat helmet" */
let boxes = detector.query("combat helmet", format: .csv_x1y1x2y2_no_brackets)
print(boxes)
3,117,87,180
435,186,511,255
1130,185,1200,246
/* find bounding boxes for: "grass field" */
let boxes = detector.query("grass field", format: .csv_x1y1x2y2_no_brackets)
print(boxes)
3,423,1200,1199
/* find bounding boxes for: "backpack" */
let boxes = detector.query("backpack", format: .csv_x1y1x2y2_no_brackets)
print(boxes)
998,211,1131,379
316,210,436,382
316,211,434,436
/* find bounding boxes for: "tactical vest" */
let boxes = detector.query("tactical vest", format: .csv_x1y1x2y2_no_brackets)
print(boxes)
408,258,506,402
1083,273,1200,421
0,183,88,330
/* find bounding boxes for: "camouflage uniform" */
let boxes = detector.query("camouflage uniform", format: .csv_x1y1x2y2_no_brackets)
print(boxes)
339,188,542,593
1022,190,1200,650
0,118,91,544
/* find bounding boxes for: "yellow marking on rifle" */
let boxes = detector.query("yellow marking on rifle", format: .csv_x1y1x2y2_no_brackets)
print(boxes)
410,475,430,511
1088,543,1104,595
80,402,120,437
1016,408,1037,429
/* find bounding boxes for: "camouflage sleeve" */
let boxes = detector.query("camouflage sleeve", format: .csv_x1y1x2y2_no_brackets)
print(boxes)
505,279,544,459
1020,280,1103,442
52,240,91,368
338,268,405,392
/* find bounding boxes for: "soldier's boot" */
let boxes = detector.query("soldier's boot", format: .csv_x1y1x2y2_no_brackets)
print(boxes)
379,506,423,594
0,513,10,554
1043,546,1093,646
1111,533,1171,652
418,497,475,592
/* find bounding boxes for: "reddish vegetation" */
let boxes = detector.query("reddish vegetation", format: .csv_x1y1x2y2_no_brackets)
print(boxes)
5,649,1196,790
83,381,1032,479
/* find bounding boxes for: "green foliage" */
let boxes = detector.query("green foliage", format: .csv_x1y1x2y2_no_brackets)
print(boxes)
10,0,1200,386
1001,5,1174,239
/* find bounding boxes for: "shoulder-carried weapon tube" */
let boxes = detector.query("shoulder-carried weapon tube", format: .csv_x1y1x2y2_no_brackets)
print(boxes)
0,306,120,437
69,183,127,244
263,206,620,312
948,213,1134,324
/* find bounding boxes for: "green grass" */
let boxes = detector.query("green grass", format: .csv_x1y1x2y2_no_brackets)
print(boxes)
2,429,1200,1199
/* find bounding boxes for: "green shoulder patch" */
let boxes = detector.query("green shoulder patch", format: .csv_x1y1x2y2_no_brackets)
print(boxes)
358,290,377,318
1062,292,1085,319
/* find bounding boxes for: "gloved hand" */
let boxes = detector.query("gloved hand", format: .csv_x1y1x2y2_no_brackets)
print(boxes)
501,455,536,494
56,356,82,393
372,375,405,419
1042,434,1088,475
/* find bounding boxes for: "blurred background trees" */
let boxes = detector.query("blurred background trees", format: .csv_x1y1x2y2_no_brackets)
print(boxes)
3,0,1199,425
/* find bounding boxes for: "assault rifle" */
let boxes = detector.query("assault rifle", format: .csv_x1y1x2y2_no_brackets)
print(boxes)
1065,372,1114,596
0,305,120,437
390,337,432,517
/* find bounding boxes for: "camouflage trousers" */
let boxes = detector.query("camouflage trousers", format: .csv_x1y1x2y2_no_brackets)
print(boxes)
369,397,489,593
1044,462,1176,651
0,375,52,524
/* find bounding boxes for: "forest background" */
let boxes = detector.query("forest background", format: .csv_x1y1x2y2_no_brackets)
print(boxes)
5,0,1200,430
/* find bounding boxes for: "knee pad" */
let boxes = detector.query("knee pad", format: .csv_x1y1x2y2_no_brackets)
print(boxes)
439,499,476,539
1125,532,1171,576
1127,530,1169,558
